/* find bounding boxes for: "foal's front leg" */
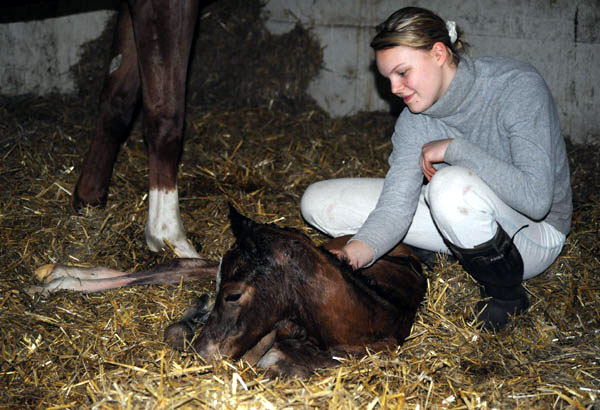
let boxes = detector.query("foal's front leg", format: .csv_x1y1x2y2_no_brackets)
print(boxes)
257,338,340,378
252,322,339,378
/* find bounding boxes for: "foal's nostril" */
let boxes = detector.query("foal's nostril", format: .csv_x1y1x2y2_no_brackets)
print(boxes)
164,321,194,351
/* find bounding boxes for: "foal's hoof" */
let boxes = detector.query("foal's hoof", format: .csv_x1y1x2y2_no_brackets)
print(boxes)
26,285,47,297
35,264,56,283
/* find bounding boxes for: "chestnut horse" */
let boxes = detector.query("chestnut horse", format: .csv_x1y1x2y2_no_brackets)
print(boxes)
72,0,201,258
30,206,427,377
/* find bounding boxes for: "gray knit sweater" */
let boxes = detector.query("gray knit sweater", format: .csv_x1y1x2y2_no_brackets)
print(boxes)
352,55,572,262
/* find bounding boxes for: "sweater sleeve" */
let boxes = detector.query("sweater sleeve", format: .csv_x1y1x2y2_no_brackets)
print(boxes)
351,112,426,262
444,72,558,220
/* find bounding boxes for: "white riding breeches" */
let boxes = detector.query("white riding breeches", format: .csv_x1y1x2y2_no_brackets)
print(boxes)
300,166,566,280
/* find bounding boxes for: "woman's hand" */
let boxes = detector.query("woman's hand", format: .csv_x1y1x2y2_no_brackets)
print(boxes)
420,138,453,181
329,240,374,270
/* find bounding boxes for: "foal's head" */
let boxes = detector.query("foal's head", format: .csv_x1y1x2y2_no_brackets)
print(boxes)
193,205,325,360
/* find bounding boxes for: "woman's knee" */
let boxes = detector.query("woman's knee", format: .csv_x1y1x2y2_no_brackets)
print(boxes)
426,166,493,226
301,178,382,237
428,166,474,195
300,181,329,225
428,166,472,206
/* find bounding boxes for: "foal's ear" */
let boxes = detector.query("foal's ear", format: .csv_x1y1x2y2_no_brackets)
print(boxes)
228,203,258,242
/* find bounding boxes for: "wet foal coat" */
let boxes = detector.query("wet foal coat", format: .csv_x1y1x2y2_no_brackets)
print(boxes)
166,207,427,377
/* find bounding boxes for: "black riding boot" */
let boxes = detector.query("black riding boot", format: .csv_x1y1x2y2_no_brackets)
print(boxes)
445,224,530,330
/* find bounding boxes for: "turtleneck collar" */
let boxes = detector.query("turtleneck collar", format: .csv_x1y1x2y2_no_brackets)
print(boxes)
423,55,475,118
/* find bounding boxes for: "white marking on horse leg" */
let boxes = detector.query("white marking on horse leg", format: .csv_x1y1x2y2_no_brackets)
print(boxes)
145,187,199,258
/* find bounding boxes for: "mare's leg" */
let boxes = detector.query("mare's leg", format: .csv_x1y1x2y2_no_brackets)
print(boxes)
73,1,141,208
128,0,200,258
27,258,218,295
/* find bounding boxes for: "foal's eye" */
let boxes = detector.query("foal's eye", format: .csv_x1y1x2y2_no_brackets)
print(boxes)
225,293,242,302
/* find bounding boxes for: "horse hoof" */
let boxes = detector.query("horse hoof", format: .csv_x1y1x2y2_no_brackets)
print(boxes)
35,264,56,283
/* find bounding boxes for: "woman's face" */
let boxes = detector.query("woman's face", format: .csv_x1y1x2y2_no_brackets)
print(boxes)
375,44,451,113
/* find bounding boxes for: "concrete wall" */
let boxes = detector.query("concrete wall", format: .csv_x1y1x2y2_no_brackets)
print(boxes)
264,0,600,142
1,0,599,142
0,10,114,95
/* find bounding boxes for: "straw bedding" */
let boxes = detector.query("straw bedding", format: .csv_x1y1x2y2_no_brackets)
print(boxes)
1,1,599,408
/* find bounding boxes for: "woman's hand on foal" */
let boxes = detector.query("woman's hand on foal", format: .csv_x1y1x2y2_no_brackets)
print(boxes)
330,240,374,270
420,138,453,181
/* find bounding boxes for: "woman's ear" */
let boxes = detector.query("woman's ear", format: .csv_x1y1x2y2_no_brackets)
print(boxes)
430,41,448,67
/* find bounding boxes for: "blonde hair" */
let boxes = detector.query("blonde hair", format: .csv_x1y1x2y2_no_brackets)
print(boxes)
371,7,468,66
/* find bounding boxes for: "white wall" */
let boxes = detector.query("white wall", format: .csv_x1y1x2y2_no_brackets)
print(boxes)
1,0,598,142
264,0,600,142
0,10,114,95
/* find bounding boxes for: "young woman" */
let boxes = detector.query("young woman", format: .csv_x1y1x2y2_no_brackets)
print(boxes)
301,7,572,330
